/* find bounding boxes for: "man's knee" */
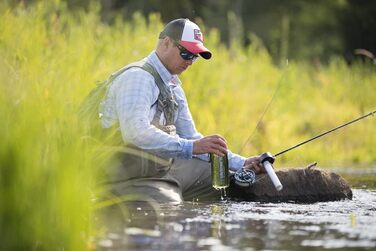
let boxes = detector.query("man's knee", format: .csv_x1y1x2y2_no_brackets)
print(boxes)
169,158,219,200
171,158,211,175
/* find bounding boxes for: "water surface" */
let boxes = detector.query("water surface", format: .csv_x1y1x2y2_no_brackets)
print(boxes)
98,189,376,250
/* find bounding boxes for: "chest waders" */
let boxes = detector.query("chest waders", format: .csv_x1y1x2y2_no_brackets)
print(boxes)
101,60,178,182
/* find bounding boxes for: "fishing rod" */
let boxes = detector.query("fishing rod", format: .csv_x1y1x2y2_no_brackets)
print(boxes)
259,110,376,190
235,110,376,191
274,110,376,157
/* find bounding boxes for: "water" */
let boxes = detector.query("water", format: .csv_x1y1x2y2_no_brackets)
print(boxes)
220,188,227,201
97,189,376,251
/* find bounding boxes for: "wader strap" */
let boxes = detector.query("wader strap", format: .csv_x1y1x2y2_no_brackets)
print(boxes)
102,59,178,135
142,64,178,134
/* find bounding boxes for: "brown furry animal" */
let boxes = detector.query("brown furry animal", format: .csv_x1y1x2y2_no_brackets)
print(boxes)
229,166,353,203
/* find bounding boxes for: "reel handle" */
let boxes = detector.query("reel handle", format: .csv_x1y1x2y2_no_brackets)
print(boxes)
260,152,283,191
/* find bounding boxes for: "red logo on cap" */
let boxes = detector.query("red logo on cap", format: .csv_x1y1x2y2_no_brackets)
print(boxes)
194,29,203,42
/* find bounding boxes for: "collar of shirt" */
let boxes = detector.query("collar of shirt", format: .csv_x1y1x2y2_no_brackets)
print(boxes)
147,51,182,88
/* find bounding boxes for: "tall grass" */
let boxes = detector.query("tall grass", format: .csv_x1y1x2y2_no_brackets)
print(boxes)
0,1,375,250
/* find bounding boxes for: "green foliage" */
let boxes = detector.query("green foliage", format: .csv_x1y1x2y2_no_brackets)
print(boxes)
0,1,375,250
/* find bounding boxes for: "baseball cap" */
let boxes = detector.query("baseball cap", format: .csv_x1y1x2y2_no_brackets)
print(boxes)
159,18,212,59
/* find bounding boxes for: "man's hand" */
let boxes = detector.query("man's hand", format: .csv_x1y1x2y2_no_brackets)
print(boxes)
193,135,228,156
244,155,266,174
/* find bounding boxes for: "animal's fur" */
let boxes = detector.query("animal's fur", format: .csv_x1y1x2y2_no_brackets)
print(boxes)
229,167,353,203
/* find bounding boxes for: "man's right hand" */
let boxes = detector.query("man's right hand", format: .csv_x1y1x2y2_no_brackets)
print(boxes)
192,135,228,156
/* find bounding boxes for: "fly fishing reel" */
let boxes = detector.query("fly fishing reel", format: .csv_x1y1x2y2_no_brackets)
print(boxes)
233,169,256,187
232,152,283,191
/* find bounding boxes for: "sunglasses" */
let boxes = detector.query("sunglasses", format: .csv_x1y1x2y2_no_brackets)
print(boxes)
172,40,199,62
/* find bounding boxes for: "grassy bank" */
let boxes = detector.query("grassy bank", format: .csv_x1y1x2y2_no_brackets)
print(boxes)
0,1,375,250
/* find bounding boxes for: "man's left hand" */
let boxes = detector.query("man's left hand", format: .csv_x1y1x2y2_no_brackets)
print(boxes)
243,155,265,174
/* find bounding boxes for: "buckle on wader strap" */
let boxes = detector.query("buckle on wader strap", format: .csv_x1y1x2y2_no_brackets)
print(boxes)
160,125,176,135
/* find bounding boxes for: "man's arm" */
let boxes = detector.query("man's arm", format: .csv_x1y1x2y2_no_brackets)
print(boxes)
173,85,246,170
114,69,194,159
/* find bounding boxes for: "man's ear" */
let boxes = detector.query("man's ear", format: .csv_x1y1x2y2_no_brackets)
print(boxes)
163,37,172,48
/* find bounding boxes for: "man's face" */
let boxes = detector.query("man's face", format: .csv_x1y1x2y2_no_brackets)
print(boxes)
164,38,196,75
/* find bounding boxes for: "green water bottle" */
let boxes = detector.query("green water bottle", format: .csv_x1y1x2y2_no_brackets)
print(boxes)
210,153,229,189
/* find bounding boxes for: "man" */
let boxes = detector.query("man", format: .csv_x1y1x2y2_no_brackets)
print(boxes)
100,18,264,203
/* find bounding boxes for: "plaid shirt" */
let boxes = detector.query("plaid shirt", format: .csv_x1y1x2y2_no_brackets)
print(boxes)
101,51,246,170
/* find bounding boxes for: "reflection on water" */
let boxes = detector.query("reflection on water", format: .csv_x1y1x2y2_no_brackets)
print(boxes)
98,189,376,250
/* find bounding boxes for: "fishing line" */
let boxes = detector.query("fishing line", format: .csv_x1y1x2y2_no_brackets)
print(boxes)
239,60,289,154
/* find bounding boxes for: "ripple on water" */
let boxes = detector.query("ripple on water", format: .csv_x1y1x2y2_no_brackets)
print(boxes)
99,189,376,250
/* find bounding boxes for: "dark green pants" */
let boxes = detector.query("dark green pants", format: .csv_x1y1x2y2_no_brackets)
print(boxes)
108,152,220,203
